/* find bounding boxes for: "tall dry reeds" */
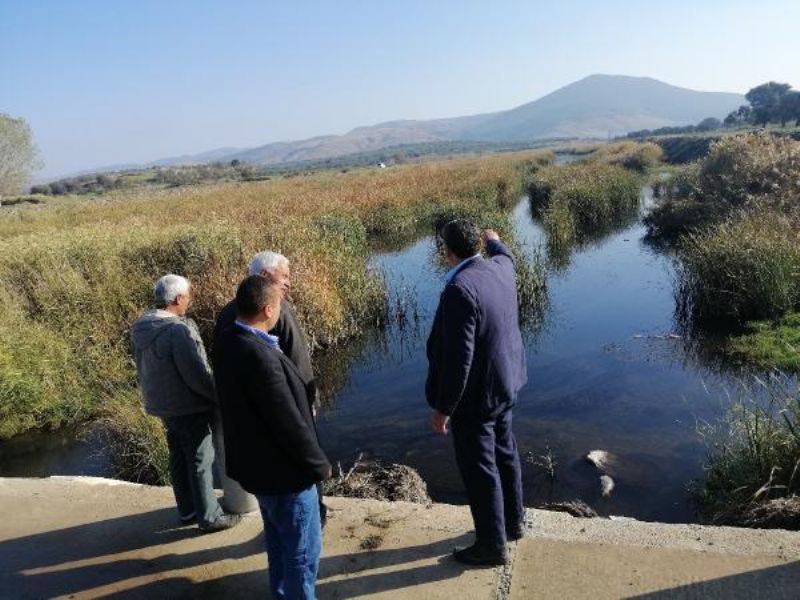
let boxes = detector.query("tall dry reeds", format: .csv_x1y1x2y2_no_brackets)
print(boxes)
0,151,550,453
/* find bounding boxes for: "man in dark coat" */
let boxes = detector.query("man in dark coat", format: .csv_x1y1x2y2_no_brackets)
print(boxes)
214,275,331,599
214,251,314,393
426,219,527,566
214,250,328,524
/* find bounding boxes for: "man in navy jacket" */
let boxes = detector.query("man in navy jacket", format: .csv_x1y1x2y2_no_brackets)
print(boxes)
215,275,331,599
426,219,527,566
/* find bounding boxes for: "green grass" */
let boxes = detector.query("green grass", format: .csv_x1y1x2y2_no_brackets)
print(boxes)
677,210,800,327
727,313,800,372
696,376,800,529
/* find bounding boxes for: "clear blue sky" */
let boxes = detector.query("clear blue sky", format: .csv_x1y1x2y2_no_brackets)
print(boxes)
2,0,798,178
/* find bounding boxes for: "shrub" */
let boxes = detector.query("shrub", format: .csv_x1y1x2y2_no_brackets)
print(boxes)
646,133,800,243
677,210,800,325
98,392,170,485
695,132,800,206
592,141,664,172
696,376,800,528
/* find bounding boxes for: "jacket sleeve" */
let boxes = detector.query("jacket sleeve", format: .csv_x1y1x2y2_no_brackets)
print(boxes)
172,321,216,403
246,354,331,481
486,239,515,268
431,284,479,416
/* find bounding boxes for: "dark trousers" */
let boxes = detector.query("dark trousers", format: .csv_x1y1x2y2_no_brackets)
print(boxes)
451,404,524,551
162,411,224,527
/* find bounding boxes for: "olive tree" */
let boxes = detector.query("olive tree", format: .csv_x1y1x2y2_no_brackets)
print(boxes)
0,113,40,198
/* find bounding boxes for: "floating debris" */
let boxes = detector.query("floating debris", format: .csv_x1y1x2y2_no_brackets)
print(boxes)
600,475,615,497
585,450,612,470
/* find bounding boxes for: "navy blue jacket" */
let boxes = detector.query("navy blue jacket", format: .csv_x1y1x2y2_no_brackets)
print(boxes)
214,325,331,495
425,239,527,418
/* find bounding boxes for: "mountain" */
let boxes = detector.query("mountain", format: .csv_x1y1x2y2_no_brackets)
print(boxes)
101,75,746,172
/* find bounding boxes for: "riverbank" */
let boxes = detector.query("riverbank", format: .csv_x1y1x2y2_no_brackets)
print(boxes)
2,477,798,599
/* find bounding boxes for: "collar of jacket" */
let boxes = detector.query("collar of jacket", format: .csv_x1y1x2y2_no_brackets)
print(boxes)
234,320,282,352
444,254,481,284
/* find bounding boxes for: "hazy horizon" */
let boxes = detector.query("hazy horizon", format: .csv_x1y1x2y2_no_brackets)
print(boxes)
2,0,799,178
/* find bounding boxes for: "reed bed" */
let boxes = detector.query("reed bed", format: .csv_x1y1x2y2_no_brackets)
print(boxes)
0,151,550,460
527,162,642,265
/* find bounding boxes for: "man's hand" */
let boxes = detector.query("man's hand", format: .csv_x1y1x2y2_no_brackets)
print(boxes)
482,229,500,243
431,411,450,435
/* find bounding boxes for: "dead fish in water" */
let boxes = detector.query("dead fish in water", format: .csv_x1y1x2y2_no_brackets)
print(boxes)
600,475,615,497
585,450,612,471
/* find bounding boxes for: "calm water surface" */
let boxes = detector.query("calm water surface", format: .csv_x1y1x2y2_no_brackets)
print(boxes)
0,179,741,523
314,193,734,523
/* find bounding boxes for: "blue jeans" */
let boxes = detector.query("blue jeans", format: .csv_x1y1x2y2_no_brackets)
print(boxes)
257,485,322,600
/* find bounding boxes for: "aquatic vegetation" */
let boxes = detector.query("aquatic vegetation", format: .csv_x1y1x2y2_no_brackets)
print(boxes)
96,391,171,485
591,141,663,172
676,210,800,327
0,151,551,452
528,162,642,267
726,312,800,372
696,375,800,529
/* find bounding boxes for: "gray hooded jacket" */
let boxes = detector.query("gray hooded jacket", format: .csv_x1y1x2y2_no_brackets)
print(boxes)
131,309,216,417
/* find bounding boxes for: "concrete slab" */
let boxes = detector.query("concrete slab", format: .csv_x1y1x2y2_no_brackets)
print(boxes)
0,478,499,599
2,478,799,599
509,538,799,599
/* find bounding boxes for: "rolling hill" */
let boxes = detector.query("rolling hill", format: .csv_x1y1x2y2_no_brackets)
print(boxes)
114,75,747,171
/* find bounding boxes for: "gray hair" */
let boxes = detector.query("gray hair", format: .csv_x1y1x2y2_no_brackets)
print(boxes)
249,251,289,276
154,274,190,308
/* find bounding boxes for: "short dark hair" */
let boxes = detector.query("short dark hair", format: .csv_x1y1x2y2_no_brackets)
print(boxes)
235,275,281,319
439,219,480,259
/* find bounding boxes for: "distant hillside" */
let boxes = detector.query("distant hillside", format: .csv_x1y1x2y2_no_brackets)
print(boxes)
85,75,745,175
459,75,744,141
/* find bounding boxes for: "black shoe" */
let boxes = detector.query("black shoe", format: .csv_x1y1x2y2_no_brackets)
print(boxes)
199,514,242,534
179,511,197,525
506,523,526,541
453,543,508,567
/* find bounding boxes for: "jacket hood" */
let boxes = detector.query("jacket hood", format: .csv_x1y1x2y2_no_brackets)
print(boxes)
131,309,183,350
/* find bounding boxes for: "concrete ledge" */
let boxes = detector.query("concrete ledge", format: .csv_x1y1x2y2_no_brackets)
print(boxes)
1,477,799,599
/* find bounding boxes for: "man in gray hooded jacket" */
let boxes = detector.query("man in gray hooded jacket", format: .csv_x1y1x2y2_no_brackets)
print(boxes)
131,274,239,533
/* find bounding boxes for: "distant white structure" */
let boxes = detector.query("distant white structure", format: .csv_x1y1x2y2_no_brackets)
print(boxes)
378,162,387,169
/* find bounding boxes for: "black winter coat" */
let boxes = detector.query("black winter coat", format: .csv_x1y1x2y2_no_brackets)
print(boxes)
213,325,330,495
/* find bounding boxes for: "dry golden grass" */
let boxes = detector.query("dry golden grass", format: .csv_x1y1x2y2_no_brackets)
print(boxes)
0,151,549,444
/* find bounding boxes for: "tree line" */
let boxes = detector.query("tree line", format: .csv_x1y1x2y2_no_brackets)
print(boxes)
725,81,800,128
626,81,800,140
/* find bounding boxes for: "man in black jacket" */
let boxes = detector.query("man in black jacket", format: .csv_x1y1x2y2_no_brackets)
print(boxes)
214,275,331,600
214,250,328,524
426,220,527,566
